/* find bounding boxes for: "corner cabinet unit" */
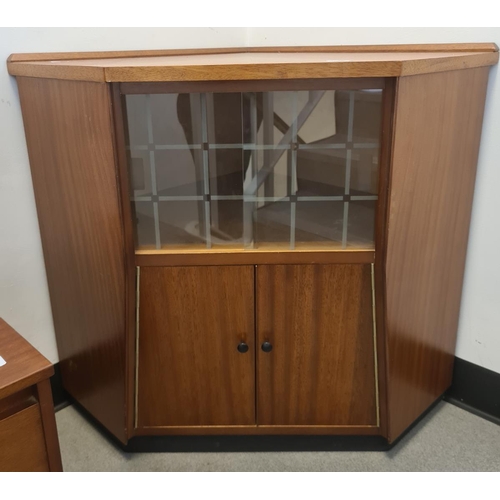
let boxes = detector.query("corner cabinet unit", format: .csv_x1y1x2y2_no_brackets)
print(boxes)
8,44,498,448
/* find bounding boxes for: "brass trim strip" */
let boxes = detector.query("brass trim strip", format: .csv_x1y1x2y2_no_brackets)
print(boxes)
134,266,140,429
371,263,380,427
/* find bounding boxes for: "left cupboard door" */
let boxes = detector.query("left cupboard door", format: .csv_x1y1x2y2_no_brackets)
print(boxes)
136,266,255,427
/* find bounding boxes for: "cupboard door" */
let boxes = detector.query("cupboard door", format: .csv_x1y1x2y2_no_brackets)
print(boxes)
137,266,255,427
257,264,377,426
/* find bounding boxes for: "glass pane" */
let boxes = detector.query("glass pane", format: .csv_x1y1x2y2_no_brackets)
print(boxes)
296,148,346,197
158,201,207,249
347,200,376,248
208,148,244,196
336,89,382,195
336,89,382,141
254,201,291,249
294,201,344,248
134,201,157,249
127,150,151,194
210,200,243,246
155,149,204,197
124,88,382,252
349,147,379,195
127,93,203,147
211,93,243,144
126,94,150,146
153,93,202,145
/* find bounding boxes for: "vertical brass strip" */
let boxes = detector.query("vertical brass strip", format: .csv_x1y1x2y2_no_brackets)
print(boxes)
134,266,140,429
371,263,380,427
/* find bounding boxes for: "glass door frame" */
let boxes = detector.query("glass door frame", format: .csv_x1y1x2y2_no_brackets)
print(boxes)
112,77,395,268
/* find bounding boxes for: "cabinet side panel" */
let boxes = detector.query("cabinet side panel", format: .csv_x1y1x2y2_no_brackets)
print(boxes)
17,77,127,442
385,67,489,441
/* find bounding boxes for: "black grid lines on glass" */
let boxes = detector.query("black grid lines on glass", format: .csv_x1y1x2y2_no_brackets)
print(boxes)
124,88,382,251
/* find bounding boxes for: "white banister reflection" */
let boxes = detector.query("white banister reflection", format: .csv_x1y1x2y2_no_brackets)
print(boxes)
125,88,382,251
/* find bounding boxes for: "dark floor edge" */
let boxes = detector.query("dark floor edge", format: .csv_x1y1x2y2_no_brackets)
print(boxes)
60,396,448,453
82,396,444,452
444,357,500,425
50,362,70,412
68,398,391,452
122,434,390,453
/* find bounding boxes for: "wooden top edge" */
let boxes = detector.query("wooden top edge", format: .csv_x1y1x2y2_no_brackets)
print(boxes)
7,43,499,63
7,47,498,83
0,318,53,399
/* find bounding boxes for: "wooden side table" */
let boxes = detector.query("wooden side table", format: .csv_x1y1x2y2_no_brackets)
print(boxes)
0,318,62,472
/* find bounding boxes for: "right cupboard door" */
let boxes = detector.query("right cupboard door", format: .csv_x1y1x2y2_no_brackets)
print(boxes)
256,264,378,426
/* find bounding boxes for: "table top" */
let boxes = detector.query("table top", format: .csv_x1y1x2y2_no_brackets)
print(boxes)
0,318,53,400
7,44,499,83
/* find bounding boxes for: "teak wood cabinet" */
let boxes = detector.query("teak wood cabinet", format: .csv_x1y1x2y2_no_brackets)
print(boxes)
8,44,498,448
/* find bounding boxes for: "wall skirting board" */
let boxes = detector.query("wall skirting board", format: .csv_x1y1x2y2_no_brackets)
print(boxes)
444,357,500,426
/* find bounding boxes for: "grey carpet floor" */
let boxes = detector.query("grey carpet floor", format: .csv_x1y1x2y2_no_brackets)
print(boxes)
55,401,500,472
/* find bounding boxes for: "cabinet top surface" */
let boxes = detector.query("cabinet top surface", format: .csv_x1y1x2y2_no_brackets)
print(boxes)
7,44,498,83
0,318,53,400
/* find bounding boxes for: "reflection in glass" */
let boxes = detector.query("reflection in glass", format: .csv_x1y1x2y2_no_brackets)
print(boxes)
254,201,291,249
294,201,345,247
209,200,243,247
125,88,382,251
158,201,207,249
347,200,377,248
133,201,156,249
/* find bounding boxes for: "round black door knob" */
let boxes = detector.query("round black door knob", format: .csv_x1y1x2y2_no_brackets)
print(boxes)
261,341,273,353
237,342,249,353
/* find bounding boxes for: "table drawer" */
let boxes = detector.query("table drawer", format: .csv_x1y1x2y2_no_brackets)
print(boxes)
0,403,50,472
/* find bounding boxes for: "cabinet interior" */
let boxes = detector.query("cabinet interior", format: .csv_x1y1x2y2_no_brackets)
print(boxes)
124,86,383,254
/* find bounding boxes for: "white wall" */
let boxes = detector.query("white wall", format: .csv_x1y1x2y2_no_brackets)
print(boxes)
1,27,499,374
0,28,244,363
248,28,500,373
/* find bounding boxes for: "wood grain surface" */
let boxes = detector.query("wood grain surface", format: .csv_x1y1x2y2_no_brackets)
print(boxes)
10,48,495,443
0,404,49,472
17,77,128,443
135,249,375,267
135,424,380,436
371,78,398,439
36,379,63,471
111,84,138,440
7,43,498,63
0,318,53,400
137,266,255,427
120,77,385,94
385,67,490,442
256,264,377,426
8,48,498,82
0,387,37,421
